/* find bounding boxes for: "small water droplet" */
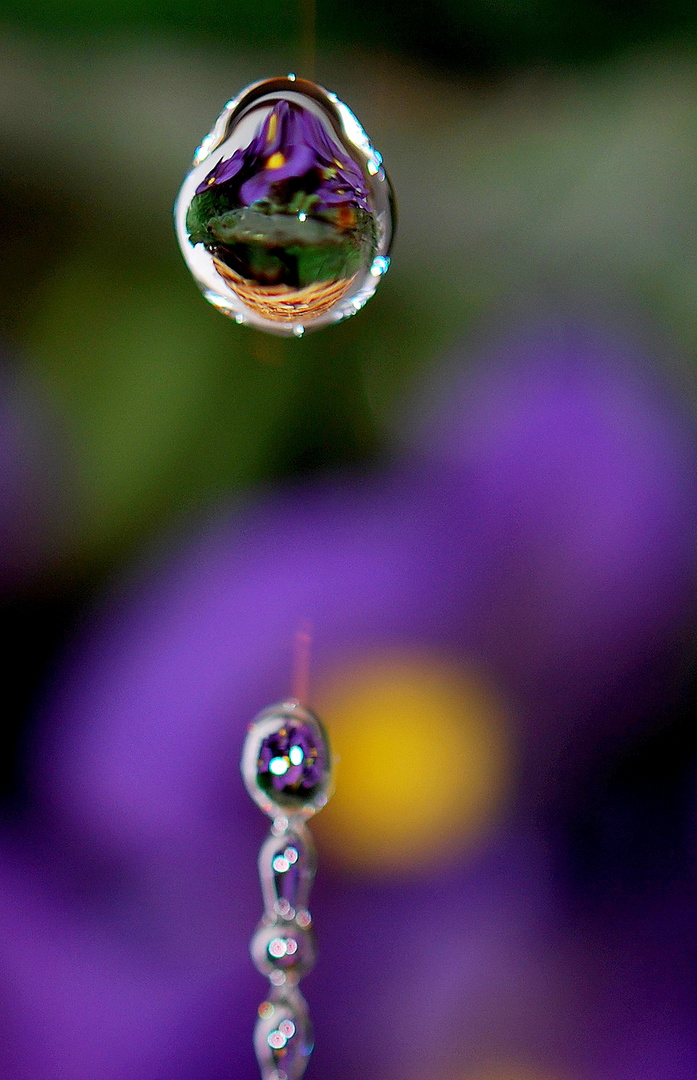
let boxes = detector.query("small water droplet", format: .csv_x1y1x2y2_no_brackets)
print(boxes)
260,826,316,917
254,990,313,1080
242,702,332,819
251,919,316,981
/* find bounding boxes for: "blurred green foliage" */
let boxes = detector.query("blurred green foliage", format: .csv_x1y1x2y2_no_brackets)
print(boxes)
19,233,471,569
1,0,696,70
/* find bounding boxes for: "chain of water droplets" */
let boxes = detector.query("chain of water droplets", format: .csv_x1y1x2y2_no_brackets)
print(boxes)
242,700,332,1080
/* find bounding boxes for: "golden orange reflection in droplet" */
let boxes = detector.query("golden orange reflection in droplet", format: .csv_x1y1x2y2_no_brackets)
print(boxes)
313,651,512,874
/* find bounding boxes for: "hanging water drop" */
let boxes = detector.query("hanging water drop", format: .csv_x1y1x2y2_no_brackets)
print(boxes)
241,700,332,819
175,77,395,336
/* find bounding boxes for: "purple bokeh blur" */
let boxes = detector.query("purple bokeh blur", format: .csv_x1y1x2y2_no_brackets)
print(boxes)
1,316,696,1080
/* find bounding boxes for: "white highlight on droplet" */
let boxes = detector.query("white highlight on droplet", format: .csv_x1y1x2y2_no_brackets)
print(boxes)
289,745,304,766
370,255,390,277
268,937,288,958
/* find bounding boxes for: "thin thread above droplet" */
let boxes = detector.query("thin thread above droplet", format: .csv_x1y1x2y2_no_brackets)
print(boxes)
292,621,313,705
300,0,316,82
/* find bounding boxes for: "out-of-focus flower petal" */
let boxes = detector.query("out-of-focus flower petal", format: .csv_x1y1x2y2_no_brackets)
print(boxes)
417,318,697,791
0,833,260,1079
6,313,697,1080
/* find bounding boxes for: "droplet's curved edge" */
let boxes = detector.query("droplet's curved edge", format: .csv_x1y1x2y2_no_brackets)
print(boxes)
241,699,333,820
175,77,395,336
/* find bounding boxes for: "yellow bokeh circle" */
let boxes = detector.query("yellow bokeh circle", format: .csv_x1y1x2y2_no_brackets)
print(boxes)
462,1067,562,1080
313,651,511,875
430,1063,567,1080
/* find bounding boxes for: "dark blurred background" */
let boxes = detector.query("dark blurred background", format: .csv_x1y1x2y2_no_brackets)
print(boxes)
2,3,697,1079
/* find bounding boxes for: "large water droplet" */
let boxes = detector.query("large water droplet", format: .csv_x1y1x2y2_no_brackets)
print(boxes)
175,77,395,335
259,826,316,919
241,700,332,819
255,991,314,1080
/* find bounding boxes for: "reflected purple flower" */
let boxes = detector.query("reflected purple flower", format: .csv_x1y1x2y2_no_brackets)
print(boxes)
257,719,325,794
195,99,371,214
198,145,247,190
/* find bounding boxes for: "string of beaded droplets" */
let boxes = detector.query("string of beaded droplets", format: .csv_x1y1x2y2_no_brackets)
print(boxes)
242,699,332,1080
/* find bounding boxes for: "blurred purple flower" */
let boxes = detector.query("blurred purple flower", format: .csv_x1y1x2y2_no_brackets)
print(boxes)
0,317,696,1079
417,318,697,797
